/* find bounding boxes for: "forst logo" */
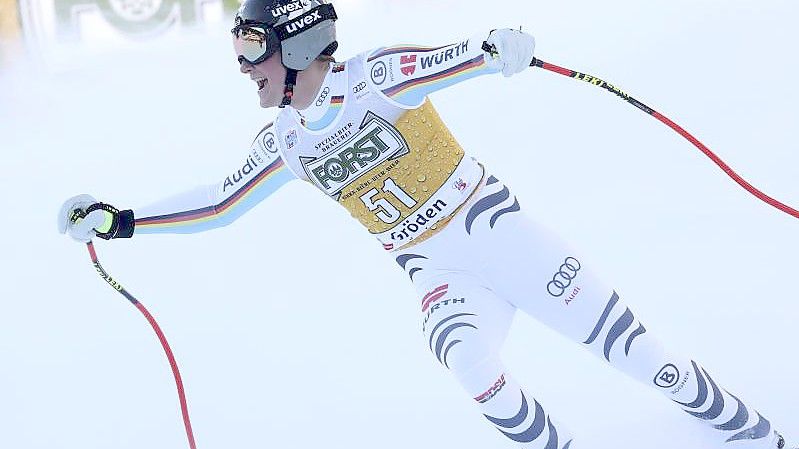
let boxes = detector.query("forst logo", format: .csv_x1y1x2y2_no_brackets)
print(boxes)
302,112,409,197
271,0,310,17
43,0,241,37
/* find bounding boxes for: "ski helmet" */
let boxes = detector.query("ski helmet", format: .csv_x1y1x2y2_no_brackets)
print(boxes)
232,0,338,71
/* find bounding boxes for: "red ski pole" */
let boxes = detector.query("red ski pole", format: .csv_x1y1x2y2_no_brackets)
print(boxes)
485,41,798,221
86,241,198,449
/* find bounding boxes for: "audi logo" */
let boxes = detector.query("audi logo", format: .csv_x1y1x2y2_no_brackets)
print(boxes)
546,257,581,297
315,86,330,106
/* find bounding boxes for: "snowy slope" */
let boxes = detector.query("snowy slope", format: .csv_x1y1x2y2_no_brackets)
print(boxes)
1,1,796,448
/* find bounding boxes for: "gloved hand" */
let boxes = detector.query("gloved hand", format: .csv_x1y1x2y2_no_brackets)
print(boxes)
484,28,536,77
58,194,135,242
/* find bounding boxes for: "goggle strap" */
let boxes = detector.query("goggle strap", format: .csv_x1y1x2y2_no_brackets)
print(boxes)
274,3,337,41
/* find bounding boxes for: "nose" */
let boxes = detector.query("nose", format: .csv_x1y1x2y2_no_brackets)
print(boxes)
239,58,253,74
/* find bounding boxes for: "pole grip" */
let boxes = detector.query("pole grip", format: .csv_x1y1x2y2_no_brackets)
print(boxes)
482,40,542,68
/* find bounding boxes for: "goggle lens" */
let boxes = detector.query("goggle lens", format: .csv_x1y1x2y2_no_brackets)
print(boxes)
232,26,277,65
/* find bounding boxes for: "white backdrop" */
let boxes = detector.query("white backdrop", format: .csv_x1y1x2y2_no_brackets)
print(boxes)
1,1,797,448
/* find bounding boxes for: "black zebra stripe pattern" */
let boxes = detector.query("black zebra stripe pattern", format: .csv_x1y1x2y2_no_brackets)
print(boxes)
484,390,572,448
395,253,428,281
583,291,647,361
427,312,478,369
464,176,520,234
676,361,773,443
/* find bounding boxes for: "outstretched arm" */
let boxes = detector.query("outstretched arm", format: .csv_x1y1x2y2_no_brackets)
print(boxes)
364,28,535,107
134,123,294,235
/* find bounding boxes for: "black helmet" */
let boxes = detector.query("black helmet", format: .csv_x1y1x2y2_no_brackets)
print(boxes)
233,0,338,71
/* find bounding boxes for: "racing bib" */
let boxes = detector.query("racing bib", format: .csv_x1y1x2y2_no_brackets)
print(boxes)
302,100,482,249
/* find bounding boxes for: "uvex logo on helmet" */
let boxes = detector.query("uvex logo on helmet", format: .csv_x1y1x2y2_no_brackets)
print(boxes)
283,9,324,34
271,0,311,17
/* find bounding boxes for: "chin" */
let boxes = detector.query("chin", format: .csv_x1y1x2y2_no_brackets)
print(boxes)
259,96,278,108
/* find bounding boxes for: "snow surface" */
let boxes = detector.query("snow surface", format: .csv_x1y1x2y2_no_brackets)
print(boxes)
1,1,797,448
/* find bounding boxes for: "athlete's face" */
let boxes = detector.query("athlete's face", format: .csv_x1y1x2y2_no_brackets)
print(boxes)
239,53,286,108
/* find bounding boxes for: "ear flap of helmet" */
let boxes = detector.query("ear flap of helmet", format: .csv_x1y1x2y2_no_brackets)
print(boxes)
271,2,338,70
281,19,337,70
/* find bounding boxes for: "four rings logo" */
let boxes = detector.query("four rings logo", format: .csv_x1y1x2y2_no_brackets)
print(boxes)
353,81,370,102
546,257,581,297
315,86,330,106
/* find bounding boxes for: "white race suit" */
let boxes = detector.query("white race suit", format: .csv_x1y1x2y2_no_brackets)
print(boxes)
131,34,783,449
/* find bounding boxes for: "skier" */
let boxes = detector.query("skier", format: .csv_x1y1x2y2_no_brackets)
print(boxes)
57,1,792,448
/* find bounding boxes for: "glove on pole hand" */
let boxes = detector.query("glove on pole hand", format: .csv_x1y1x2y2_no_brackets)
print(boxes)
58,194,135,242
484,28,536,77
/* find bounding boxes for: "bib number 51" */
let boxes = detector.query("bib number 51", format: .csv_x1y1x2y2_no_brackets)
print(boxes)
360,178,417,224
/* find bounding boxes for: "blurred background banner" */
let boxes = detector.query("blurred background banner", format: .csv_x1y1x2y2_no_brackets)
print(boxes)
2,0,240,69
1,0,23,65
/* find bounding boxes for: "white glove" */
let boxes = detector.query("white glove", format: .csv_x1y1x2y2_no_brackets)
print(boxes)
485,28,536,77
58,194,106,242
58,194,135,242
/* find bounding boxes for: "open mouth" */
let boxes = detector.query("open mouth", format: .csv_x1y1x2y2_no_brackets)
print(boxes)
254,77,267,91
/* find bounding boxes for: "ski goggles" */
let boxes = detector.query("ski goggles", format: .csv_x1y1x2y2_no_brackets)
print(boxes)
231,24,281,65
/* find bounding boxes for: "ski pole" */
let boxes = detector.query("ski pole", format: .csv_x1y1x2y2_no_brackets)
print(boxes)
85,241,198,449
482,41,799,221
